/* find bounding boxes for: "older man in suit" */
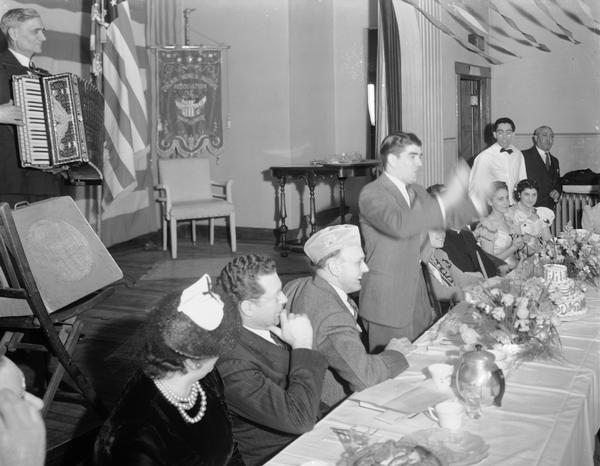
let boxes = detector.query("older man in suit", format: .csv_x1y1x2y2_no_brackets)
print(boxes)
0,8,62,206
216,254,327,466
359,132,484,350
521,125,562,211
284,224,412,411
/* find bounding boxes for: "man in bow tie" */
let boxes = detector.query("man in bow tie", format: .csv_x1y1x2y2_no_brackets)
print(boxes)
0,8,62,206
469,117,527,204
521,125,562,211
358,132,485,350
284,224,413,411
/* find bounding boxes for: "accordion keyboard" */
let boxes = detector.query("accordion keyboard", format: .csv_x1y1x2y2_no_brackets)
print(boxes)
13,75,51,167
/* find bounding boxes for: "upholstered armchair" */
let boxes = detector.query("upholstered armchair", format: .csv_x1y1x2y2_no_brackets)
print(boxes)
155,158,236,259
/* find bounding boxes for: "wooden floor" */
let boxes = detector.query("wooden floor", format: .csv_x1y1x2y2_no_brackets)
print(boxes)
34,230,312,465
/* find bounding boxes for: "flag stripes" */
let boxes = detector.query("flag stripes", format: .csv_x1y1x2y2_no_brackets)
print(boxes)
102,0,148,201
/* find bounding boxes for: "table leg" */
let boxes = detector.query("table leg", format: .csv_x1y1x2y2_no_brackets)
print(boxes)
339,175,348,224
305,173,318,236
277,176,289,257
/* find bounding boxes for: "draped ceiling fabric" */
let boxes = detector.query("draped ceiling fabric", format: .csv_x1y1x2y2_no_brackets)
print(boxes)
2,0,155,247
377,0,600,186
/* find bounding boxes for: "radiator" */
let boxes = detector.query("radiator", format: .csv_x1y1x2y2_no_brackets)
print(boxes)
553,186,600,234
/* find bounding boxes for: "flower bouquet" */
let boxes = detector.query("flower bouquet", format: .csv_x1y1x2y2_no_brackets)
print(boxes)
439,278,562,366
533,224,600,287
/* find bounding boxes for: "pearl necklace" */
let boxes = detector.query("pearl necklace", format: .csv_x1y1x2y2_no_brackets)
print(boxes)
154,379,207,424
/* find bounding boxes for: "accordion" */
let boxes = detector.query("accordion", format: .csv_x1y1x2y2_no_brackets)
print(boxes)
12,72,104,172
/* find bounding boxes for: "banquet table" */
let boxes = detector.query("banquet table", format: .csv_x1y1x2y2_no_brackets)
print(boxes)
267,287,600,466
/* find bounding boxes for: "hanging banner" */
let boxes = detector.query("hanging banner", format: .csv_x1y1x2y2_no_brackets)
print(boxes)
155,47,223,158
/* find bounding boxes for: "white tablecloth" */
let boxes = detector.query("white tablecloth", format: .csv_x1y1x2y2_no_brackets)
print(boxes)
267,288,600,466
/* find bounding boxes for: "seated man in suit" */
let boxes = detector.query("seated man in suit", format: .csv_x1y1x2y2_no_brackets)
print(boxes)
427,184,506,279
284,224,413,411
216,254,327,466
443,226,507,278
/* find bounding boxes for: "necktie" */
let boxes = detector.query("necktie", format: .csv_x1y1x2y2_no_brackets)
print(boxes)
269,331,286,348
500,148,513,154
545,152,552,171
407,186,416,207
346,297,359,318
346,297,363,332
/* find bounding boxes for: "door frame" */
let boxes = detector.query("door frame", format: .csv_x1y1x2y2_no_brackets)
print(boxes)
455,62,491,162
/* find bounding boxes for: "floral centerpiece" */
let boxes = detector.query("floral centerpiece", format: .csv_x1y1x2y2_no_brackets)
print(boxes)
439,277,562,366
532,224,600,287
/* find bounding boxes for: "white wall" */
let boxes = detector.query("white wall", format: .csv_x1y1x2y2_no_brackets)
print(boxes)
488,0,600,174
181,0,600,234
182,0,372,234
182,0,292,231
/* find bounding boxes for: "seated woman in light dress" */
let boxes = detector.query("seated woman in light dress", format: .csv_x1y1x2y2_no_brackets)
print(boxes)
421,228,484,303
475,181,524,269
507,179,554,256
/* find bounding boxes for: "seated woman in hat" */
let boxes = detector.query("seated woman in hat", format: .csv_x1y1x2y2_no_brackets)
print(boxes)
94,275,243,465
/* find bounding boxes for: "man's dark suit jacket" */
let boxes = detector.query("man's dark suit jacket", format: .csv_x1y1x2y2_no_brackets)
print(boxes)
442,228,501,278
0,49,60,203
522,146,561,210
216,327,327,466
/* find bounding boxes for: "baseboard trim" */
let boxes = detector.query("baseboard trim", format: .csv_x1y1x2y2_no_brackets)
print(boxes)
178,223,285,245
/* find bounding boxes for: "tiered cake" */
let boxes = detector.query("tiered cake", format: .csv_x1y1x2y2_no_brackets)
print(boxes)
544,264,586,317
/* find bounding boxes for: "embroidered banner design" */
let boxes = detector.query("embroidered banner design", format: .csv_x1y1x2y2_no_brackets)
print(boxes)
156,48,223,158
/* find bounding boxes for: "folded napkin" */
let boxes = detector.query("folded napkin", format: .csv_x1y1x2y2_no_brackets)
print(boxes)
352,378,450,416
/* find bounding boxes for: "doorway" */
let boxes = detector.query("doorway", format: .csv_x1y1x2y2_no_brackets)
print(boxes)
456,62,491,164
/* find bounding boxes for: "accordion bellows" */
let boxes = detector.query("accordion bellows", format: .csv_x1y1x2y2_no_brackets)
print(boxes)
12,72,104,169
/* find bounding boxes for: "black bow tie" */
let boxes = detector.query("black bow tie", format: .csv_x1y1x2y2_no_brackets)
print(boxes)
500,148,513,154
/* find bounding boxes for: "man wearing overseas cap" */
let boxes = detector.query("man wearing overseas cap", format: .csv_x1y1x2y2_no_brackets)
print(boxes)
359,132,486,349
284,224,415,411
216,254,327,466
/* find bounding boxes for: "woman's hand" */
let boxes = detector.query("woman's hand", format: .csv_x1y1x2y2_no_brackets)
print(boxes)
511,235,525,250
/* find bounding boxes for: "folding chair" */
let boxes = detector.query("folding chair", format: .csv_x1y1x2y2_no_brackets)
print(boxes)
421,261,456,320
0,197,123,416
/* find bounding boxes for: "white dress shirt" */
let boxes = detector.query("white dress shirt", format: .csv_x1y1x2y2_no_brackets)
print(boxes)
243,325,278,345
469,142,527,204
9,49,32,68
536,146,549,164
384,172,411,206
328,282,356,317
385,171,447,224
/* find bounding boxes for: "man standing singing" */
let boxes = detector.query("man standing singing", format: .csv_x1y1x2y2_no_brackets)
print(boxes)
359,132,484,350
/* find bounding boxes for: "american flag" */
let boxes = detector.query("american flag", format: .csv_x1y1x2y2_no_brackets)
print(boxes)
102,0,147,201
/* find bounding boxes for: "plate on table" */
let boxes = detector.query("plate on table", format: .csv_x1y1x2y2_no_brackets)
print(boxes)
337,439,446,465
403,428,489,466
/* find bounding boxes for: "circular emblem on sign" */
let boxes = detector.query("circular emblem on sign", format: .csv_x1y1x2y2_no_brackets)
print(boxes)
26,219,92,282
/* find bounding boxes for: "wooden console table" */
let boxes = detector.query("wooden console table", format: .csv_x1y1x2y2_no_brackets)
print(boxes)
270,161,380,256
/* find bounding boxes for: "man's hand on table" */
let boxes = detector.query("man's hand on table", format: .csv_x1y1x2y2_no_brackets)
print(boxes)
386,337,417,354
